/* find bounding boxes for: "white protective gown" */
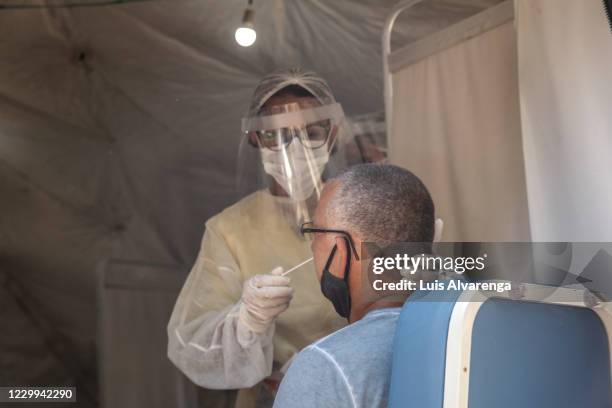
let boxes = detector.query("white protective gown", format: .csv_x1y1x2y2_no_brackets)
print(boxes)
167,189,346,390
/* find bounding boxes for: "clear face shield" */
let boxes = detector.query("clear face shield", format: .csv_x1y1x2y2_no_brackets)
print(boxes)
237,100,361,231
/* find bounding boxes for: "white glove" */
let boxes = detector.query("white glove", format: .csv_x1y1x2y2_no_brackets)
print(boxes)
239,266,293,334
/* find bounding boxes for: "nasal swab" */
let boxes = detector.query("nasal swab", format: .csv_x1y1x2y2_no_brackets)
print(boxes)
281,257,314,276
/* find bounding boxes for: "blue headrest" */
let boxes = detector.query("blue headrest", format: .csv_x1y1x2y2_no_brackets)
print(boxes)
469,298,610,408
389,289,611,408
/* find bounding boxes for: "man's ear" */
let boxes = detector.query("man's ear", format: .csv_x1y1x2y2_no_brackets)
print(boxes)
329,235,349,279
433,218,444,243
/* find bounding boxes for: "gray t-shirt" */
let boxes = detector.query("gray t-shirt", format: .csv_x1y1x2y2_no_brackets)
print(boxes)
273,307,401,408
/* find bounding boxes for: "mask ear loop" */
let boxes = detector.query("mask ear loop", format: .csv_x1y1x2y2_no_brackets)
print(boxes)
324,244,338,271
324,238,352,283
341,237,352,283
326,118,340,154
341,237,353,318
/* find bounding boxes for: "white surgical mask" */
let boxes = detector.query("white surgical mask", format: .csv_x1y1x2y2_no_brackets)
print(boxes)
261,141,330,202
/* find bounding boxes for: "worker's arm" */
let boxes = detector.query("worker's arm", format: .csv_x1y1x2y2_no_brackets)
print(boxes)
167,219,284,389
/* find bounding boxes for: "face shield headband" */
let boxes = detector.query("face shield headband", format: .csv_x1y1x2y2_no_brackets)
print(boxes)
241,102,345,134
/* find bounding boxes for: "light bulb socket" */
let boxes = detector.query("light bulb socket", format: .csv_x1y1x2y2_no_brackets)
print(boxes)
242,8,254,28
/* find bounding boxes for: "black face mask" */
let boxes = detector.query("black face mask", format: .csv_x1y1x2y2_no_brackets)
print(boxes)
320,240,352,319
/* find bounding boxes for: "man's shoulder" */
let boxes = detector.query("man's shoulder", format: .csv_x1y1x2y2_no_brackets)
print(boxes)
275,342,355,407
302,308,401,379
314,308,402,355
275,308,401,408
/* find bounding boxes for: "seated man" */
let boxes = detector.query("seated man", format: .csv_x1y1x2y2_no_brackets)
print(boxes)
273,163,441,408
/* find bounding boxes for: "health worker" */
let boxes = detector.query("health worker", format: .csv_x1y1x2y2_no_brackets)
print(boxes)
167,68,367,404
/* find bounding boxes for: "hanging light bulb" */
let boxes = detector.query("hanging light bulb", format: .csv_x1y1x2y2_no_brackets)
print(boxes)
235,0,256,47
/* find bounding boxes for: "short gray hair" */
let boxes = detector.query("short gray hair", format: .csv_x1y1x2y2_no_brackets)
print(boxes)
326,164,435,245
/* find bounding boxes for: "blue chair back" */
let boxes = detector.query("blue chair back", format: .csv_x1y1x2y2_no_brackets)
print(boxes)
389,289,611,408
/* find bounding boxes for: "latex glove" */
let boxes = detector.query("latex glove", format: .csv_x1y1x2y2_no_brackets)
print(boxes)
239,267,293,334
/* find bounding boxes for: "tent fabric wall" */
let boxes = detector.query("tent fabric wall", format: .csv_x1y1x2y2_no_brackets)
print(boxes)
98,260,234,408
389,18,531,241
517,0,612,241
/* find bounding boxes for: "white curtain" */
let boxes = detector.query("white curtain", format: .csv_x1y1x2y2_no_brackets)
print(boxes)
517,0,612,241
389,21,531,242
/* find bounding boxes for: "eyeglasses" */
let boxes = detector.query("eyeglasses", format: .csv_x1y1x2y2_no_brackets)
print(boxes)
300,221,360,261
255,120,332,151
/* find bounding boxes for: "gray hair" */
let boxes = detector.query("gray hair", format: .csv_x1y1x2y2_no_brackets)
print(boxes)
326,164,435,245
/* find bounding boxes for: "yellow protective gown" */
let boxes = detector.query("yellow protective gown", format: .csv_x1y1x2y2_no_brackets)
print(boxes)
167,189,345,393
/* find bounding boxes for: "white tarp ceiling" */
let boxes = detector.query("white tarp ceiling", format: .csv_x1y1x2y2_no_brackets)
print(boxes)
0,0,501,403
